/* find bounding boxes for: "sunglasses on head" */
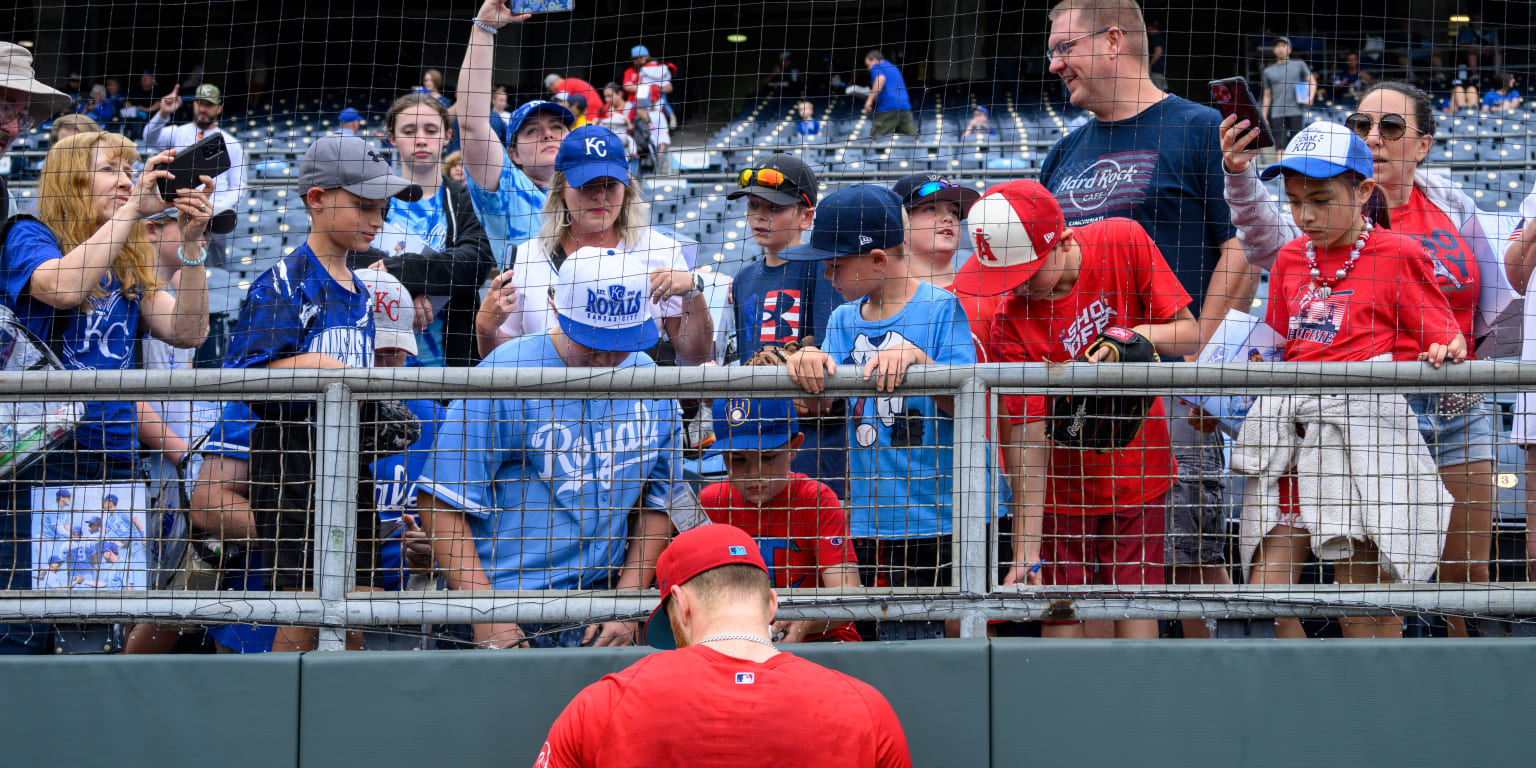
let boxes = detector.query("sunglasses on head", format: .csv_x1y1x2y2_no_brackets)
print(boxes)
906,180,960,206
1344,112,1423,141
738,167,789,189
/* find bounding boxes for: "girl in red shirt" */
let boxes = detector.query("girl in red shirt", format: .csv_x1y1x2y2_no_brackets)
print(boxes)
1250,122,1463,638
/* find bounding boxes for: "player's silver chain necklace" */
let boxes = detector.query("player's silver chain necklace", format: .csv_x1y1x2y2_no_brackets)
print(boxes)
698,632,776,647
1305,219,1372,300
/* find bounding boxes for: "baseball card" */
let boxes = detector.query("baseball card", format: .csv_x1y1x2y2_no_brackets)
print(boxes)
1180,309,1285,437
31,483,149,591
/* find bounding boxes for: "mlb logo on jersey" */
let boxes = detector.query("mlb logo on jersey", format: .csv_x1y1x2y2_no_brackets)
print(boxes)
735,672,756,685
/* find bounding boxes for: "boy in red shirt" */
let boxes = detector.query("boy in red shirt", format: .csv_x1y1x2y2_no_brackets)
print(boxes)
699,397,861,643
954,180,1199,640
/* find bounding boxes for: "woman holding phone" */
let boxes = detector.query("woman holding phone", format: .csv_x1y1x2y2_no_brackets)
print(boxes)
0,132,212,653
1221,81,1512,636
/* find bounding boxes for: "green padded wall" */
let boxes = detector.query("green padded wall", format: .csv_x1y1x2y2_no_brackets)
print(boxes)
0,654,301,768
991,639,1534,768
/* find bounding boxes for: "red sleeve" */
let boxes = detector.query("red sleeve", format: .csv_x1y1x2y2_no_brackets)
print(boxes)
806,481,854,571
1392,236,1460,349
988,302,1048,425
536,680,617,768
1126,221,1193,321
854,682,913,768
1264,244,1304,350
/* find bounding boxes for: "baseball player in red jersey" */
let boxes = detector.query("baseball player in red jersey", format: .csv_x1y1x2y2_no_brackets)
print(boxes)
534,524,910,767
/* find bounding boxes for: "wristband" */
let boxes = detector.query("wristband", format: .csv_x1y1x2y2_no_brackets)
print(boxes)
177,245,207,267
472,18,498,35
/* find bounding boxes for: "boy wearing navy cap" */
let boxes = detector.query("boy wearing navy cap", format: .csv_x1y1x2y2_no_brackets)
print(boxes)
727,154,846,499
784,185,978,596
698,397,861,643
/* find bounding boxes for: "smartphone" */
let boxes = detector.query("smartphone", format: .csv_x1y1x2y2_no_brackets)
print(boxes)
509,0,575,12
1209,76,1275,151
157,132,231,202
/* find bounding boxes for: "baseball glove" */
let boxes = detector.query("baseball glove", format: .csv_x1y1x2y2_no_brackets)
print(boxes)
1045,327,1159,453
360,399,421,461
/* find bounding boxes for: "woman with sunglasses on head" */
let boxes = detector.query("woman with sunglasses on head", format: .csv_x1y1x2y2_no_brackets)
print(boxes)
1221,81,1515,636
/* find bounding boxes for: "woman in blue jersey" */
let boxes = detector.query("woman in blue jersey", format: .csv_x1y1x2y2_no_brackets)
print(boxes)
363,92,492,367
0,131,213,653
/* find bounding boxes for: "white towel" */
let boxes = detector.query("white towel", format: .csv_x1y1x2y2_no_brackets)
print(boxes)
1231,392,1451,583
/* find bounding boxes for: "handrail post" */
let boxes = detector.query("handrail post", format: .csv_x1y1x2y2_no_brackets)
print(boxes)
312,383,359,651
954,376,989,638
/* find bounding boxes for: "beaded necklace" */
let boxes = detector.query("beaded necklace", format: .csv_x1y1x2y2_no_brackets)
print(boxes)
1304,219,1373,300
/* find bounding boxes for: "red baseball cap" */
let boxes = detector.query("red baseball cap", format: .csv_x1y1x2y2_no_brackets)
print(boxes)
951,179,1066,296
644,524,769,650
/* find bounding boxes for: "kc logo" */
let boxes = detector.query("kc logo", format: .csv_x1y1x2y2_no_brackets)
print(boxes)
373,290,400,321
584,137,608,157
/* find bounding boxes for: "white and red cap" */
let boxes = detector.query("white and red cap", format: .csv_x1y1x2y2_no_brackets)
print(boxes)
952,179,1066,296
355,268,418,356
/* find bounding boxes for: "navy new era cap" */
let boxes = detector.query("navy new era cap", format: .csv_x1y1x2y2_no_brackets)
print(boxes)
780,184,904,261
710,398,797,453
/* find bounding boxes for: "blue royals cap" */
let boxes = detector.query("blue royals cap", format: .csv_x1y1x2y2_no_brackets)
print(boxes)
56,489,71,498
781,184,905,261
557,125,631,188
506,99,575,143
710,398,797,453
631,45,650,58
338,107,361,124
70,526,82,536
101,541,119,554
86,516,101,525
102,494,118,504
1260,121,1375,182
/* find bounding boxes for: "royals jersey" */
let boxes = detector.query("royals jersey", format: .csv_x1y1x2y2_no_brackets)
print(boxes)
371,398,440,591
821,280,975,539
417,331,681,591
225,244,375,372
987,218,1186,516
1266,229,1458,363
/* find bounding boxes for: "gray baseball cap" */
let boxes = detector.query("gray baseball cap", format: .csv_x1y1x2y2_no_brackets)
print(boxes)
297,133,423,203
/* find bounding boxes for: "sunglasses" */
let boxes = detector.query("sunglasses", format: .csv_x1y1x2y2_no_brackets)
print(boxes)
738,167,790,189
906,180,960,206
1344,112,1424,142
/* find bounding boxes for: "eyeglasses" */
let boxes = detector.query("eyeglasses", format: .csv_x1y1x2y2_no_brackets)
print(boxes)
905,180,960,206
0,99,34,134
738,167,790,189
1344,112,1425,142
1046,27,1112,63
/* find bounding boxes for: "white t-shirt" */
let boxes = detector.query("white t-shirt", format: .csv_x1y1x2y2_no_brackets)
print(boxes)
140,334,198,444
498,227,688,341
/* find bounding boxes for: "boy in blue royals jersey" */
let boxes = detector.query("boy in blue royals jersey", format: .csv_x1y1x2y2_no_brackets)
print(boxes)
784,185,977,592
224,133,422,652
418,246,682,650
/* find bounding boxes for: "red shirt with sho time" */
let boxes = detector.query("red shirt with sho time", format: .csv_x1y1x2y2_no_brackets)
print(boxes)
1389,188,1480,342
985,218,1188,516
534,645,911,768
1266,228,1458,363
701,475,861,643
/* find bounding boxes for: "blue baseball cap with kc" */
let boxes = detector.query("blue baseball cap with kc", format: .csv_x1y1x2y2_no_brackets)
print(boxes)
710,398,797,453
556,125,631,188
552,246,658,353
781,184,904,261
506,99,575,143
1260,121,1375,182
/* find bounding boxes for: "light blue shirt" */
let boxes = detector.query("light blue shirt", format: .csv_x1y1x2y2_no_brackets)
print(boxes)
417,331,681,590
822,281,976,538
465,150,548,272
381,186,451,365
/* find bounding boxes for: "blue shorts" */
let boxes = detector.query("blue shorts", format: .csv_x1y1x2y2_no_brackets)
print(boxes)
1406,394,1499,468
201,402,256,461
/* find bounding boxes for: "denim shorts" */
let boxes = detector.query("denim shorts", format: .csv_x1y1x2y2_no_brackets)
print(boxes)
1405,394,1498,468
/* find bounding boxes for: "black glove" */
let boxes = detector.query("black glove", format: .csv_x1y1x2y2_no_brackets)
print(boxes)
359,399,421,461
1045,327,1159,453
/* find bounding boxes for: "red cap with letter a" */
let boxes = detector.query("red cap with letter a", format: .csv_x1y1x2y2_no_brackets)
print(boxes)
952,179,1066,296
643,524,769,650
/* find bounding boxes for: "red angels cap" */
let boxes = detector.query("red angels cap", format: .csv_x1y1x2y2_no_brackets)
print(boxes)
643,524,768,650
951,179,1066,296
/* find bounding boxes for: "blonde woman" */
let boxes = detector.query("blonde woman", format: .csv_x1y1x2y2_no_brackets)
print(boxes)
475,125,711,364
0,131,212,653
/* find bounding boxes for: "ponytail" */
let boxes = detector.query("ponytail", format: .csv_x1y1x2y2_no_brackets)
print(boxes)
1364,186,1392,230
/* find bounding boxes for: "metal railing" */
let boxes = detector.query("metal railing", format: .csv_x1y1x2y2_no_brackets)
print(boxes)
4,361,1536,649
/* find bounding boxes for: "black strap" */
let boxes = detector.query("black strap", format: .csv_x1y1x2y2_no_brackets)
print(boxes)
0,213,68,364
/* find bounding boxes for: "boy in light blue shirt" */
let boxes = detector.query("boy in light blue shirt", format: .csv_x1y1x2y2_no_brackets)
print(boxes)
783,185,976,590
417,246,681,649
